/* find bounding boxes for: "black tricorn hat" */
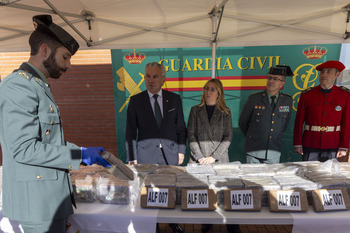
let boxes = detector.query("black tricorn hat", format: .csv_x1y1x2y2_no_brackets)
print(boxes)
32,15,79,55
268,65,294,77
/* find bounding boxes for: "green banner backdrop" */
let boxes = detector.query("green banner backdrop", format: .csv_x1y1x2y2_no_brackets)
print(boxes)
111,44,341,164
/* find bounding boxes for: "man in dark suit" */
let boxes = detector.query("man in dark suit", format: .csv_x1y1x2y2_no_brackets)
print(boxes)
125,62,186,233
239,65,293,164
125,62,187,166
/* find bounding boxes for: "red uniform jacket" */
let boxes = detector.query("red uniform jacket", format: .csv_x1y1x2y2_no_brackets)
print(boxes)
293,85,350,149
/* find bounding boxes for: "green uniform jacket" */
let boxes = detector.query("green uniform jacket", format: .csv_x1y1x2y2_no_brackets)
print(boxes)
0,63,82,223
239,90,292,160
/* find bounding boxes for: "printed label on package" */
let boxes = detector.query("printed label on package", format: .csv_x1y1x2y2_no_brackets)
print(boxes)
277,191,301,211
187,190,209,208
230,190,254,209
320,189,346,210
147,188,169,207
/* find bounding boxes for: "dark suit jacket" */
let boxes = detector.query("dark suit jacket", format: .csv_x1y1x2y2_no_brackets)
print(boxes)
239,90,292,157
187,105,233,163
125,90,186,165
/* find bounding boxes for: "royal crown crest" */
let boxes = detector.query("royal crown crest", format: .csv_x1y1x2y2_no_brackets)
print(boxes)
124,49,146,64
303,45,327,59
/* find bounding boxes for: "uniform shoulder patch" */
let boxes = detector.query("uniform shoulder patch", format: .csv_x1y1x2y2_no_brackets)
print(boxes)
302,87,314,94
280,92,292,98
339,86,350,93
18,71,33,80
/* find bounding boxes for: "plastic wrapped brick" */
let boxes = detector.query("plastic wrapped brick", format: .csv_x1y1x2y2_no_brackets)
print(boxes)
212,162,241,175
154,165,186,175
72,176,97,203
239,164,275,177
94,172,140,205
70,165,106,203
175,173,209,205
130,164,159,177
209,178,244,206
274,165,306,176
185,164,216,174
143,173,177,187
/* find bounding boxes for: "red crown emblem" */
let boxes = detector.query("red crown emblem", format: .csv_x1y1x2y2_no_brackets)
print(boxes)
124,49,146,64
303,45,327,59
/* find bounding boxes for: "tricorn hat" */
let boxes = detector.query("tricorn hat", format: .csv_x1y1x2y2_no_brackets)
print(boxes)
316,60,345,72
32,15,79,55
268,65,294,77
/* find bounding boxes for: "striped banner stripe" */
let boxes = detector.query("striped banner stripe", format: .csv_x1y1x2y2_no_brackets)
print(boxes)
163,76,267,91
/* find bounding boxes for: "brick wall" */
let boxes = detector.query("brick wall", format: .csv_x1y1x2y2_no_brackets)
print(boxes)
0,50,112,78
50,64,118,155
0,50,118,165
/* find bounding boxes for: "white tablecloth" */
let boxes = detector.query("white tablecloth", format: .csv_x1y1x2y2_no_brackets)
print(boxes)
67,202,158,233
291,210,350,233
2,204,350,233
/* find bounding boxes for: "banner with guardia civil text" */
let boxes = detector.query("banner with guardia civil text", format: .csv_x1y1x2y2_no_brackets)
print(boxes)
111,44,341,164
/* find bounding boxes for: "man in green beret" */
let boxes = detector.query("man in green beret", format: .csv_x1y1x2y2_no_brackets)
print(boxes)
0,15,109,233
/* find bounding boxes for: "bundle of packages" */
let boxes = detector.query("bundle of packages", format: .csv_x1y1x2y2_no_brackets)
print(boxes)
130,164,159,178
208,176,244,206
94,171,139,205
239,164,276,177
70,163,139,205
212,162,242,175
175,173,209,205
143,173,177,187
241,176,280,207
70,165,106,203
185,163,216,175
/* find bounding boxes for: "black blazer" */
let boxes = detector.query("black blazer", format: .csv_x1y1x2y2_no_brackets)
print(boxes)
125,90,187,165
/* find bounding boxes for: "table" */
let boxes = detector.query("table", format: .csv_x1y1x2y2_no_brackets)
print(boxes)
68,203,350,233
2,203,350,233
157,205,293,225
67,202,158,233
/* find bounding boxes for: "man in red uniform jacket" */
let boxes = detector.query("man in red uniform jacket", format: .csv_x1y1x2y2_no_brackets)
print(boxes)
293,60,350,161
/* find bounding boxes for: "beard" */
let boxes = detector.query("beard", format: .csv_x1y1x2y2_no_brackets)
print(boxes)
43,52,67,79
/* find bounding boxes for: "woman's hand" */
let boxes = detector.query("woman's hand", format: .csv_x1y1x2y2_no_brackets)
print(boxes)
198,156,216,164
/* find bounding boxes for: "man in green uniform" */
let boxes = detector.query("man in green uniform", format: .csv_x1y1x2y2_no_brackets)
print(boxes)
239,65,293,164
0,15,109,233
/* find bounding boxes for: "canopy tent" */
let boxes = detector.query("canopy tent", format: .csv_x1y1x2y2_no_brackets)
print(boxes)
1,0,350,53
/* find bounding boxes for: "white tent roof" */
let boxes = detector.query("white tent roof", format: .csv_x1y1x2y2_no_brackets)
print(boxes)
1,0,350,52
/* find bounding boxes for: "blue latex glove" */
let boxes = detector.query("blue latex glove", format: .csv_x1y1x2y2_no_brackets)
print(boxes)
81,147,110,167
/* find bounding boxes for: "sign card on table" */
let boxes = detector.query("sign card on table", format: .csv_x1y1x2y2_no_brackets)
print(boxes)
140,187,176,209
311,188,350,212
181,189,217,210
268,190,308,212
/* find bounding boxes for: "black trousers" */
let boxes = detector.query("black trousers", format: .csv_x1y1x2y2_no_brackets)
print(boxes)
302,147,337,162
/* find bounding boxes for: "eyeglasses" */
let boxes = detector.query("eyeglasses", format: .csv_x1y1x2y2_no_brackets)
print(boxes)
267,76,284,82
204,86,217,92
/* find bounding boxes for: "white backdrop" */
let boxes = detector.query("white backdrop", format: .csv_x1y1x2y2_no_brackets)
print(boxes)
1,0,350,52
